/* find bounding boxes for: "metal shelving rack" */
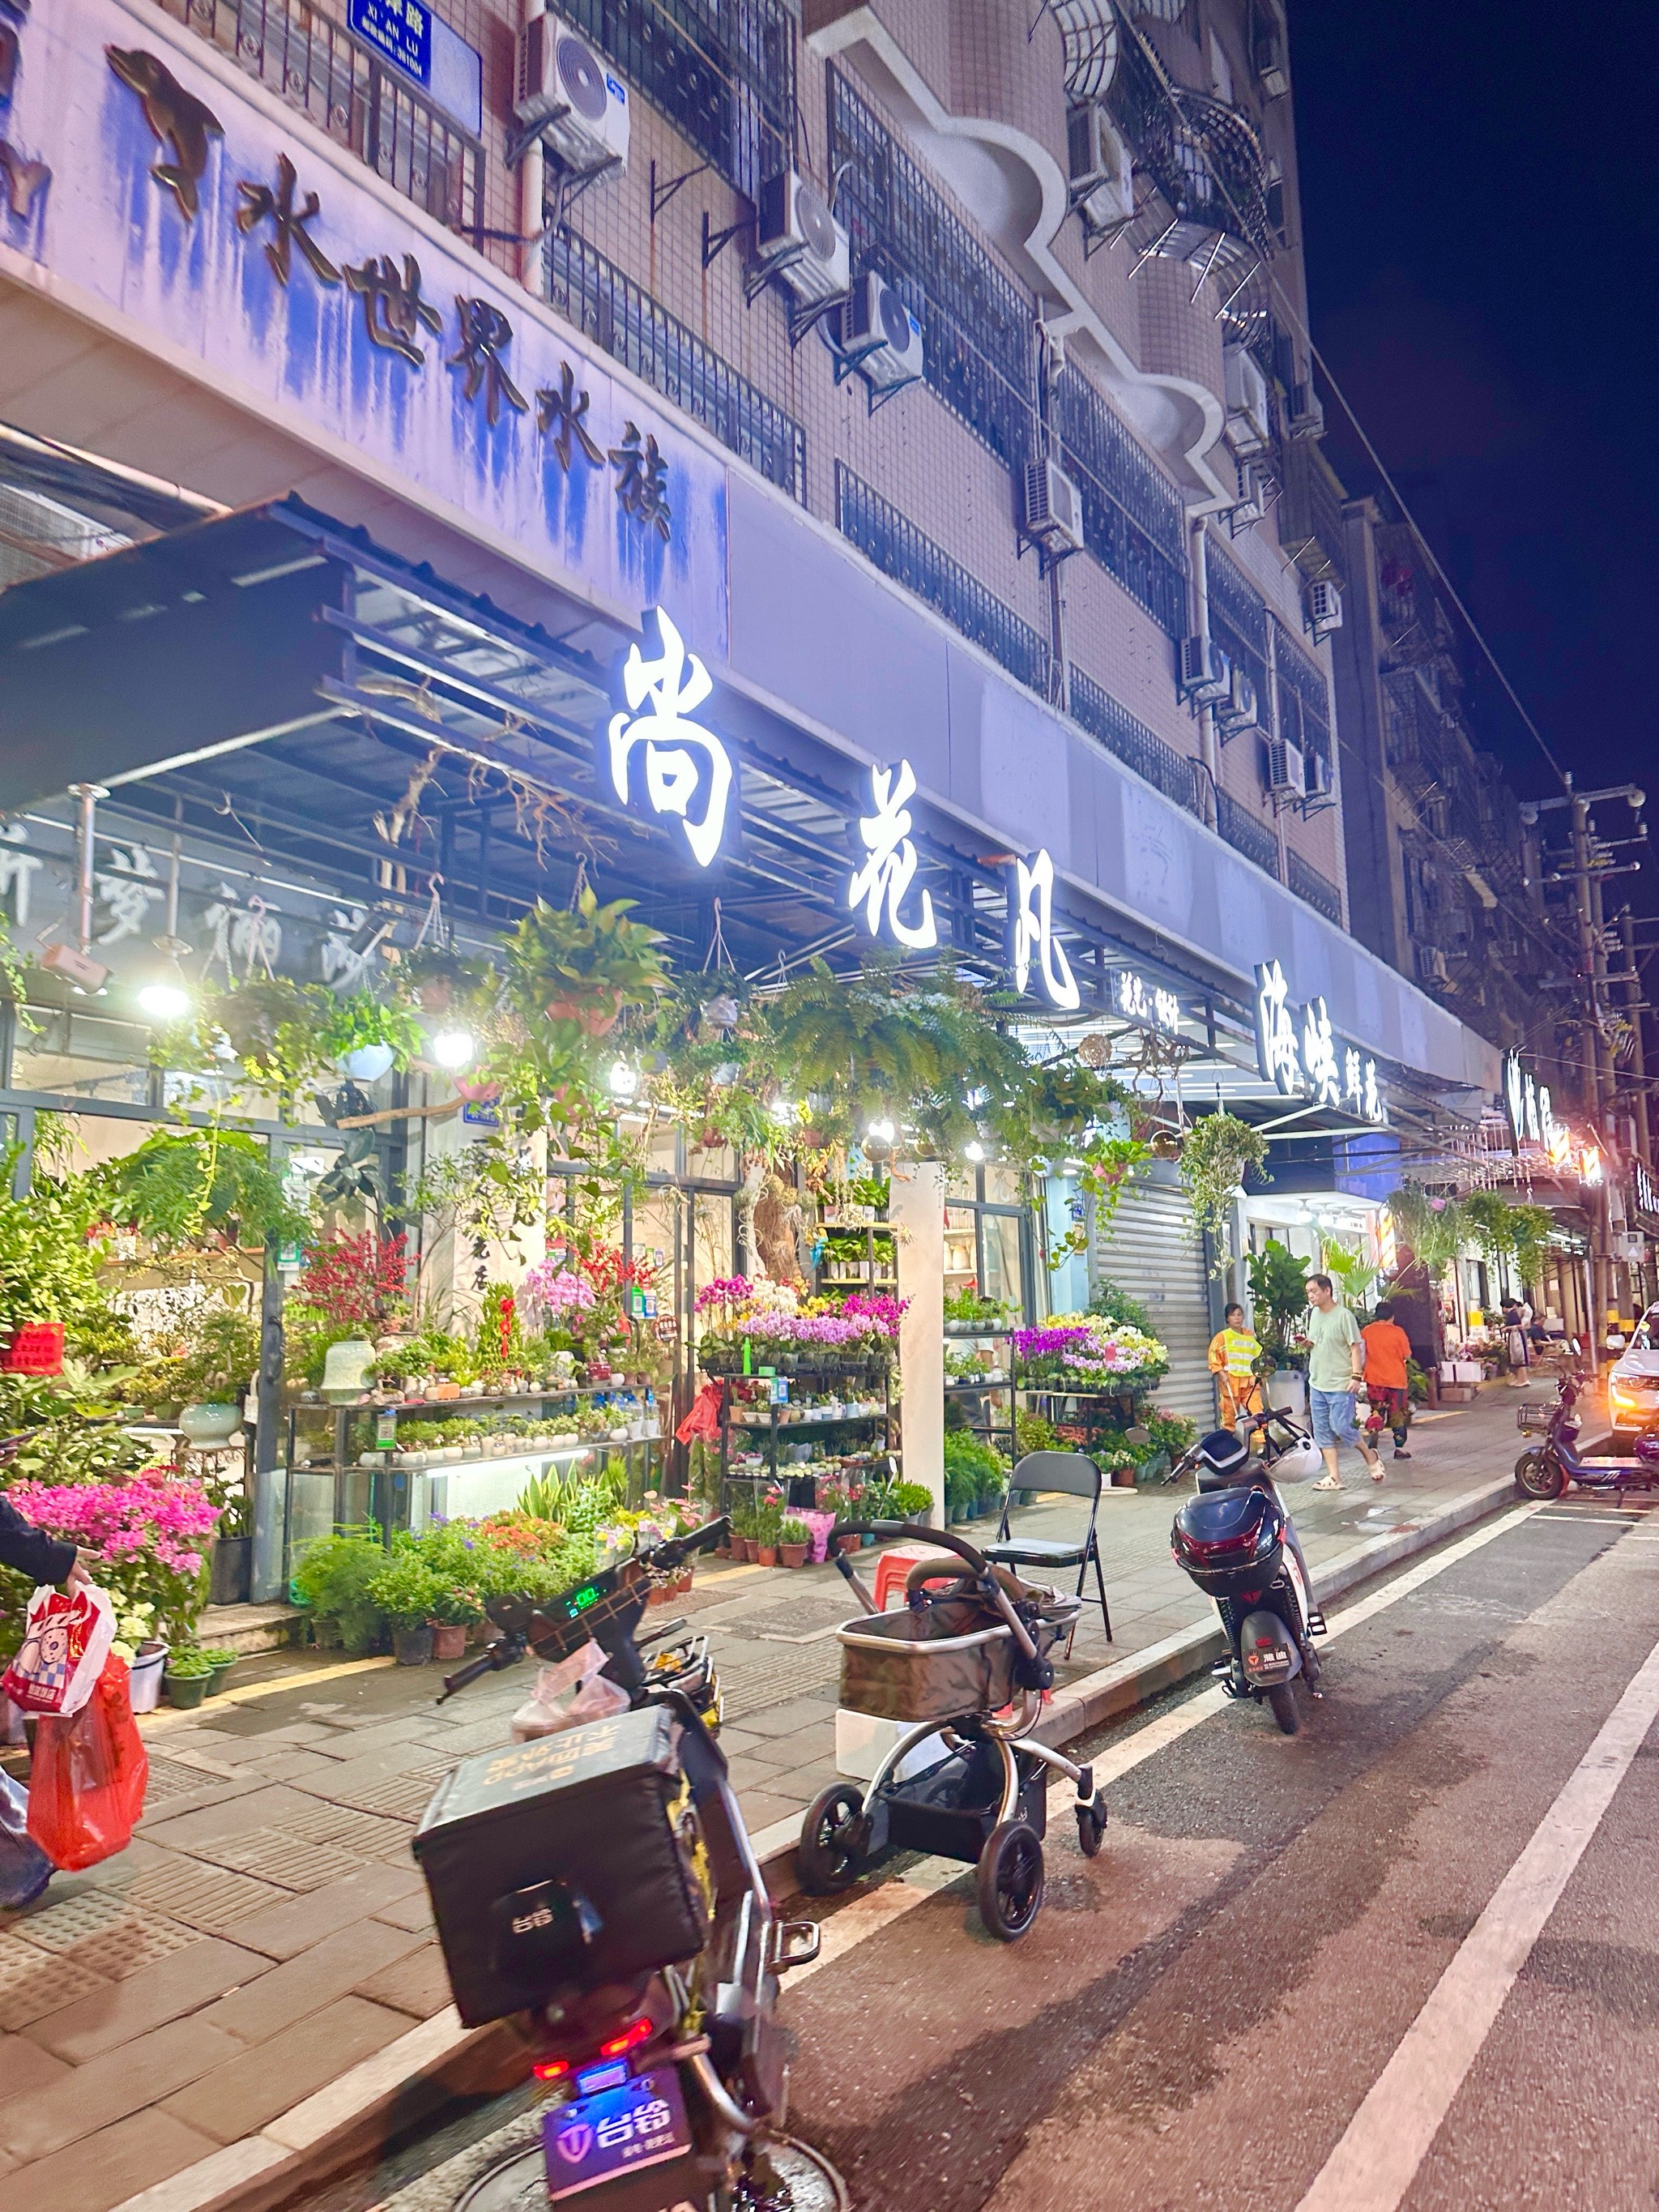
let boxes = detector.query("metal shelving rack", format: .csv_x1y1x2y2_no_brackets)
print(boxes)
716,1359,897,1511
943,1322,1017,1459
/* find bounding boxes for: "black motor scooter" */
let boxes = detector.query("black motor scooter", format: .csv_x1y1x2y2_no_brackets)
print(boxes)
416,1519,846,2212
1515,1370,1659,1501
1165,1417,1326,1736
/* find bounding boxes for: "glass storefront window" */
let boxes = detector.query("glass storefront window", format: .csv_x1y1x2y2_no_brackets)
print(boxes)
981,1210,1026,1316
14,1004,153,1105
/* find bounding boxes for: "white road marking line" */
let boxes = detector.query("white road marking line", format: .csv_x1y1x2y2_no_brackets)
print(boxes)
1295,1627,1659,2212
783,1504,1542,1999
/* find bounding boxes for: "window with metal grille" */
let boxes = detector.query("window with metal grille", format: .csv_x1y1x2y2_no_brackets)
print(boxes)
157,0,483,235
548,231,806,502
557,0,796,199
828,70,1036,471
1287,850,1343,924
837,468,1050,696
1051,368,1188,638
1217,788,1281,878
1068,668,1197,813
1272,616,1331,769
1206,537,1269,708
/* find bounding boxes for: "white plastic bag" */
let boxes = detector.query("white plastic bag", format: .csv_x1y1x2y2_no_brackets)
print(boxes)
0,1584,117,1719
510,1639,632,1741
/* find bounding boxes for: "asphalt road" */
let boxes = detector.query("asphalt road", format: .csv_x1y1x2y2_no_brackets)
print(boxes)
781,1494,1659,2211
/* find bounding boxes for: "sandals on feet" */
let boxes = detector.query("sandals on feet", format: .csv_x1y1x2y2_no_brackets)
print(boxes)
1312,1474,1344,1491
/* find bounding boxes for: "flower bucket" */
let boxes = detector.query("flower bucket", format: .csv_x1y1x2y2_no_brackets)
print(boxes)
757,1544,778,1568
3,1322,64,1375
128,1645,167,1715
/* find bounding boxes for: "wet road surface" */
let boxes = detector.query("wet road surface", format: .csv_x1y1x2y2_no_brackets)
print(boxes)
781,1497,1659,2210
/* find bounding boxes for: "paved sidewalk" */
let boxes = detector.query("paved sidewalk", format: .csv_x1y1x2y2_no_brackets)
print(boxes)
0,1391,1525,2212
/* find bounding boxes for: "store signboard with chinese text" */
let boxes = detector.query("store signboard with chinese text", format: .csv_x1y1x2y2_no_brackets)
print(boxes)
1255,961,1387,1125
1502,1051,1567,1164
0,0,725,652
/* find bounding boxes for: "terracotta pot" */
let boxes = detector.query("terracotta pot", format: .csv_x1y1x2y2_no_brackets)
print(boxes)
545,993,621,1036
835,1534,863,1557
432,1381,462,1401
429,1621,468,1661
757,1544,779,1568
780,1543,808,1570
743,1537,761,1563
1111,1465,1137,1488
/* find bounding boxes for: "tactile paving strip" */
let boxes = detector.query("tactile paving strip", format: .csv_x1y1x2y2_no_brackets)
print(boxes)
184,1828,370,1892
0,1932,109,2029
14,1897,198,1980
124,1856,288,1932
143,1755,221,1804
326,1763,454,1821
275,1801,413,1854
718,1650,839,1723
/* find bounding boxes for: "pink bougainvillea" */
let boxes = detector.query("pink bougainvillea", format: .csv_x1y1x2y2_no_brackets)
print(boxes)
6,1470,222,1644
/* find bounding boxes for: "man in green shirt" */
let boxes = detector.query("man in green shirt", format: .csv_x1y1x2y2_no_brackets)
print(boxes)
1305,1271,1383,1490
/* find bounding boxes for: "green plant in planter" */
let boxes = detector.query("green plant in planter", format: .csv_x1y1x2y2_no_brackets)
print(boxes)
1088,1277,1154,1335
1014,1408,1061,1460
164,1645,215,1679
291,1527,389,1653
1246,1239,1311,1360
203,978,336,1095
887,1481,935,1519
501,890,672,1033
1385,1186,1466,1284
1177,1112,1269,1266
317,990,425,1068
779,1516,809,1547
171,1309,262,1407
426,1581,486,1628
100,1127,310,1255
365,1552,442,1629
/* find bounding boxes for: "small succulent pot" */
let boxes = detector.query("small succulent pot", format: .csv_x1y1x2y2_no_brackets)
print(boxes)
429,1621,468,1662
780,1542,808,1570
164,1668,211,1709
392,1622,435,1666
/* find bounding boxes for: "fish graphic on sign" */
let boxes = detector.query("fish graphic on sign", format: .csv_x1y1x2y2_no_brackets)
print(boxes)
105,47,223,220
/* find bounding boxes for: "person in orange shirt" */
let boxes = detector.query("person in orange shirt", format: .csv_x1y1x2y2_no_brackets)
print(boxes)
1361,1299,1414,1459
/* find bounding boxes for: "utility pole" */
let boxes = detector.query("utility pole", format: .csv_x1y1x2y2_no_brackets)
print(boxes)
1619,906,1651,1161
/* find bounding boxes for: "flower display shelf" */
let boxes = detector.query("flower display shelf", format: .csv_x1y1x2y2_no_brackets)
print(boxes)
943,1323,1017,1459
716,1357,896,1512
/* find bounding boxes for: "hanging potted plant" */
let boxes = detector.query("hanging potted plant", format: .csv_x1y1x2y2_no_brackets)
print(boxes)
319,992,424,1084
501,890,671,1036
1176,1111,1269,1267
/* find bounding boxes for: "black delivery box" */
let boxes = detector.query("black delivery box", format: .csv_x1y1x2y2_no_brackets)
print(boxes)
413,1703,711,2028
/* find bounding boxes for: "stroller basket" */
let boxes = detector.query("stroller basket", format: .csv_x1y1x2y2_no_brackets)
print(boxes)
837,1591,1074,1724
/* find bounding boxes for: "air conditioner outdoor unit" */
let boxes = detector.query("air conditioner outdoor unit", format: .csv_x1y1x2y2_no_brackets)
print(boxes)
1254,28,1290,99
1179,634,1230,704
1227,459,1273,534
1265,735,1306,800
1023,458,1085,556
1307,576,1344,637
754,170,850,306
841,272,923,391
1217,660,1258,734
1067,105,1135,231
1416,945,1450,985
1303,747,1333,800
1223,344,1272,456
514,16,630,173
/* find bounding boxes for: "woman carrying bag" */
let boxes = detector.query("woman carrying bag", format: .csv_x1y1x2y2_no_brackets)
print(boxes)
0,1495,88,1908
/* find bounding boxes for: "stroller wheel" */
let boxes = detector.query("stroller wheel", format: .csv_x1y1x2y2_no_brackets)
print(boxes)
977,1820,1045,1941
797,1783,869,1894
1076,1791,1108,1858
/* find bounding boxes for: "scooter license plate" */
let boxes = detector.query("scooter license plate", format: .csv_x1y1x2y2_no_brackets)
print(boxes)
542,2068,697,2204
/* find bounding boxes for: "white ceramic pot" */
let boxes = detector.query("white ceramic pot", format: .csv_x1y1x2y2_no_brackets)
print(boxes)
179,1401,243,1446
338,1042,395,1083
321,1339,376,1403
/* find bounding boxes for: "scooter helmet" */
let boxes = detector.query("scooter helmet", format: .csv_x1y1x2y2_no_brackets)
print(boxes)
1269,1434,1324,1484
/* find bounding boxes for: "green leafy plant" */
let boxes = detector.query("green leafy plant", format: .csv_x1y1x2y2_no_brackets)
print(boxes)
164,1644,215,1680
1319,1235,1380,1317
1015,1407,1062,1459
365,1552,442,1629
1246,1240,1311,1360
1088,1278,1153,1336
100,1127,309,1255
317,991,424,1066
779,1516,809,1545
1386,1187,1466,1282
887,1480,935,1518
1178,1112,1269,1266
502,890,672,1033
290,1527,389,1653
169,1309,260,1405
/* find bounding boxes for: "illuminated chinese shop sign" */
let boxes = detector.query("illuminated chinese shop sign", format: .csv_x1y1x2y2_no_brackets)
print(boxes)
1112,968,1181,1036
1634,1156,1659,1224
608,609,732,869
1255,961,1387,1124
1009,851,1079,1012
847,760,937,951
1502,1052,1565,1163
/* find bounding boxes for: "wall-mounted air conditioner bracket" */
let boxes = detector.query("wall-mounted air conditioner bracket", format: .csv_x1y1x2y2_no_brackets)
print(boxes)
652,157,711,222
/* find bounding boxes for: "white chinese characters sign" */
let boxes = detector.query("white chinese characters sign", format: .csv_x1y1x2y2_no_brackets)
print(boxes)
1009,850,1079,1012
1254,961,1387,1124
608,609,732,868
847,760,936,950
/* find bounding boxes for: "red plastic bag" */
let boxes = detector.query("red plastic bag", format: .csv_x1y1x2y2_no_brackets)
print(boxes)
27,1655,149,1870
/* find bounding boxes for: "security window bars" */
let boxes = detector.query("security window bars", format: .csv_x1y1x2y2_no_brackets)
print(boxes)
158,0,482,234
1271,616,1331,766
837,468,1051,697
557,0,796,199
1068,668,1197,813
828,70,1037,471
1217,788,1282,878
549,231,807,502
1287,850,1343,924
1052,367,1188,638
1206,536,1269,709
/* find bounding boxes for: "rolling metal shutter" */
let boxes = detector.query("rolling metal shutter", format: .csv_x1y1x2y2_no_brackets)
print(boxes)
1089,1166,1215,1425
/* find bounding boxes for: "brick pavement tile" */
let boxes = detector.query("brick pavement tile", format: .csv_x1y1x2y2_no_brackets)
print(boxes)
371,1890,435,1934
138,1784,331,1853
22,1937,267,2062
352,1940,452,2019
198,1919,424,2042
185,1828,371,1894
727,1788,801,1833
241,1749,360,1786
160,1994,413,2142
298,1718,435,1759
722,1754,803,1797
0,1937,110,2031
0,2014,241,2160
736,1697,838,1739
1,2108,220,2212
0,2031,70,2099
229,1864,425,1961
134,1774,268,1830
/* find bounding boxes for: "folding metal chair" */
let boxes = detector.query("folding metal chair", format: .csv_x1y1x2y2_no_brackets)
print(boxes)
983,1450,1111,1650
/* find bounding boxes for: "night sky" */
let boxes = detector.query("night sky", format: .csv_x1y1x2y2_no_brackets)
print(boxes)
1288,0,1658,878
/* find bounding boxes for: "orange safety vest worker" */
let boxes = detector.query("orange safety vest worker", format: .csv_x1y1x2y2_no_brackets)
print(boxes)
1208,1325,1263,1430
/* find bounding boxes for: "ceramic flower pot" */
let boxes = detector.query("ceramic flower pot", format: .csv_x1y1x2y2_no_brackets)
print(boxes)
338,1042,395,1083
164,1670,210,1709
180,1401,243,1445
392,1623,435,1666
321,1339,376,1404
429,1621,468,1662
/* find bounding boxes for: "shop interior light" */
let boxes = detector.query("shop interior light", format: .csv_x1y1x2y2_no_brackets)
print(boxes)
963,1140,987,1164
608,1059,640,1099
137,979,191,1022
429,1029,475,1070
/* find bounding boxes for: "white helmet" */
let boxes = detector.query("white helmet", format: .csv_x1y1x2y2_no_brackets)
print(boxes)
1270,1434,1324,1485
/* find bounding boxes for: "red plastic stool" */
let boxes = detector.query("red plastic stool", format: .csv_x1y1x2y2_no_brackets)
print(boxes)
871,1546,957,1612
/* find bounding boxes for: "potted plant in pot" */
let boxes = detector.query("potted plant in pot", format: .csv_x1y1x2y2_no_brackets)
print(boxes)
199,1644,241,1697
778,1515,810,1570
318,990,424,1084
171,1306,261,1448
290,1527,390,1655
164,1644,215,1708
367,1552,442,1665
1246,1239,1314,1415
501,889,671,1037
426,1582,484,1662
288,1232,411,1406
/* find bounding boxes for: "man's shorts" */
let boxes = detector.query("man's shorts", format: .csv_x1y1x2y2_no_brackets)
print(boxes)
1309,1386,1362,1450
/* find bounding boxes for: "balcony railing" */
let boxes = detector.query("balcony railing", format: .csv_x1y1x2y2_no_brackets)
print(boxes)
837,468,1050,698
1217,788,1281,878
1277,437,1348,583
1287,851,1344,925
157,0,482,235
549,231,807,502
1052,368,1188,639
1068,668,1197,812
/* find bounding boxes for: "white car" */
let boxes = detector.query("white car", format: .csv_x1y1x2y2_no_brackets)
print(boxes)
1608,1346,1659,1431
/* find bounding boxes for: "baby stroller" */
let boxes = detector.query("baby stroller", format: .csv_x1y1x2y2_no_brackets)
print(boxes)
795,1522,1108,1940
